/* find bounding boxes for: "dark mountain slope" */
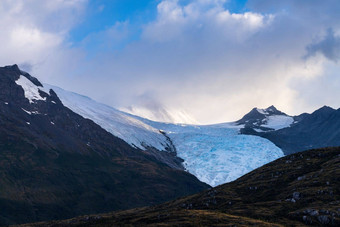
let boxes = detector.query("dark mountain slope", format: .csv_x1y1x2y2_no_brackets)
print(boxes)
30,147,340,226
0,65,209,226
242,106,340,154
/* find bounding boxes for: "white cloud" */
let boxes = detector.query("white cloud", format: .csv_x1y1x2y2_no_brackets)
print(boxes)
0,0,87,68
1,0,340,124
143,0,273,43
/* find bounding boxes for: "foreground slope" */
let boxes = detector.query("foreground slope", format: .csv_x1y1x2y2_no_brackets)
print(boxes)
0,65,209,226
46,85,284,186
30,147,340,226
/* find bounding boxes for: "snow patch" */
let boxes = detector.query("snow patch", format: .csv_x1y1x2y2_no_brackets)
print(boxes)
256,108,266,115
15,75,47,104
263,115,294,130
22,108,39,115
22,108,32,115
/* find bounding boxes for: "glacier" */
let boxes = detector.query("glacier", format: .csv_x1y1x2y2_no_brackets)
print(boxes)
45,84,284,187
135,120,283,186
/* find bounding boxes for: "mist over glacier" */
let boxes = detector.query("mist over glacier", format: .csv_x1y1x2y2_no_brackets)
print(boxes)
46,84,284,186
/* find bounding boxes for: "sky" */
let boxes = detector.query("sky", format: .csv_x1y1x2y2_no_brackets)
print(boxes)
0,0,340,124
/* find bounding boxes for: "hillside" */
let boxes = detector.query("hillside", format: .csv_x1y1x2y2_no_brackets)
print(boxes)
26,147,340,226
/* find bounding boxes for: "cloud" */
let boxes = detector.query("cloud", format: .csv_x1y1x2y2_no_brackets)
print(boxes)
142,0,273,43
0,0,87,69
1,0,340,124
305,28,340,62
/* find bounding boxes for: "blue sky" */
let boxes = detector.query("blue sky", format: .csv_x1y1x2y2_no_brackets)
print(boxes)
0,0,340,123
69,0,248,49
69,0,159,43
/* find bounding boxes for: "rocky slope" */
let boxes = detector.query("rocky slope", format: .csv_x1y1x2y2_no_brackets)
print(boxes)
0,65,209,226
240,106,340,155
26,147,340,226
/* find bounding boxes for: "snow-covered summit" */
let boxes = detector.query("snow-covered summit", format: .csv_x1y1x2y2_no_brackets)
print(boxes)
237,105,294,131
256,105,283,115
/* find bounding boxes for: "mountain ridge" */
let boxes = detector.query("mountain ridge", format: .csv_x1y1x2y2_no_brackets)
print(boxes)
240,105,340,154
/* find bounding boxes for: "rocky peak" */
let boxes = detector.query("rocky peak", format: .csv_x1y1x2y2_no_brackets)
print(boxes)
313,105,335,116
1,64,42,86
0,65,56,109
237,105,287,126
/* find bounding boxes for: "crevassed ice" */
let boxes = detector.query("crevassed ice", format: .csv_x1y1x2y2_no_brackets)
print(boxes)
48,84,284,186
137,121,284,186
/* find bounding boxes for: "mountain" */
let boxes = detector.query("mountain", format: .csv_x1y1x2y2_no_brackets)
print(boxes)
27,147,340,226
19,78,340,187
0,65,209,226
237,105,294,132
46,85,284,187
240,105,340,155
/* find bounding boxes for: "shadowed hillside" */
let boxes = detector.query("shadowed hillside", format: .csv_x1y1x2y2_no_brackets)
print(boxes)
24,147,340,226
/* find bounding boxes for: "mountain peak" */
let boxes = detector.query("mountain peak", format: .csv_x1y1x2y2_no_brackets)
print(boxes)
238,105,286,122
312,105,335,117
266,105,278,111
319,105,334,111
237,105,293,131
0,64,52,106
1,64,42,87
4,64,20,71
255,105,285,116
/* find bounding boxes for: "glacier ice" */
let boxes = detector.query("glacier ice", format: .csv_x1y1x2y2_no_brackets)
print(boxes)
47,84,284,187
44,84,170,151
136,120,283,186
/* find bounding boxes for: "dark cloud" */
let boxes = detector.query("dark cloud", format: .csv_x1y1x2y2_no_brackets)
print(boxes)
305,28,340,62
